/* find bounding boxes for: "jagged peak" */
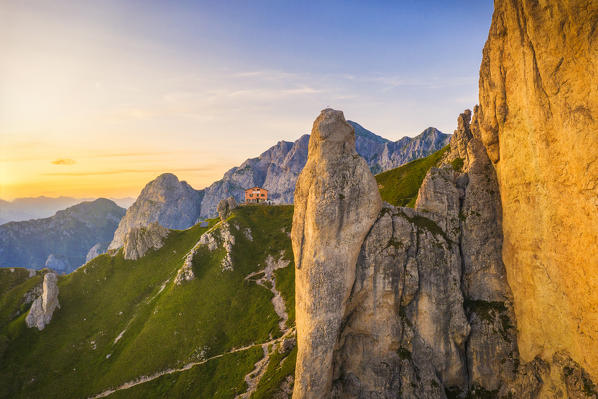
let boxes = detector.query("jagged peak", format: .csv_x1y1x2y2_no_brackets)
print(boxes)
347,120,390,144
410,126,448,141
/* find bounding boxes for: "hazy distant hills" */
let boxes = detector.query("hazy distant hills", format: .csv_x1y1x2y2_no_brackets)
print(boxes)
0,198,125,273
0,196,134,224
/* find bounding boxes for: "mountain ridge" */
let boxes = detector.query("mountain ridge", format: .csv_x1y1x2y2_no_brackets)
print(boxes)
109,122,450,249
0,196,134,225
0,198,125,273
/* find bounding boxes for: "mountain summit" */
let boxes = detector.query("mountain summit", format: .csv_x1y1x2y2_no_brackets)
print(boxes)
109,173,203,250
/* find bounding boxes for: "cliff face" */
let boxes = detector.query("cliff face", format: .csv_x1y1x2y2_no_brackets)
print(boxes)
122,222,170,261
292,105,598,397
109,174,202,250
292,109,534,398
478,0,598,382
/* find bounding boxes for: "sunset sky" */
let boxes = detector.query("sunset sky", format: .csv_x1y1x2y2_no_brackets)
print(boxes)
0,0,493,200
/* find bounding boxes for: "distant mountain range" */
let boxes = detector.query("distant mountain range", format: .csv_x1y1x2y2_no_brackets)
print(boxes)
0,198,125,273
197,122,450,218
109,122,450,248
0,196,134,224
0,121,449,266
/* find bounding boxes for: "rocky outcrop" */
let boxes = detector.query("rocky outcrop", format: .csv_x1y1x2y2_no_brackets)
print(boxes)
195,221,236,272
219,223,235,272
292,108,556,397
291,109,382,398
109,174,202,250
25,272,60,331
478,0,598,383
175,249,196,285
330,109,525,398
85,243,105,263
217,197,238,221
122,223,170,261
0,199,125,273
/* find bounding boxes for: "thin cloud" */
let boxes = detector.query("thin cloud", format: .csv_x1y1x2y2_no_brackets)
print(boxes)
51,158,76,165
91,151,174,158
43,167,219,177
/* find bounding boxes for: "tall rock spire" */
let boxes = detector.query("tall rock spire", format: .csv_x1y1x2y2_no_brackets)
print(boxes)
291,109,382,398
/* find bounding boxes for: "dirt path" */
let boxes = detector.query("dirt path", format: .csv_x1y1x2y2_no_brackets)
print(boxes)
235,343,271,399
90,255,294,399
89,340,272,398
245,254,290,332
235,254,293,398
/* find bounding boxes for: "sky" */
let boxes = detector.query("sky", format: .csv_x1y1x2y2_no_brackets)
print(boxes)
0,0,493,200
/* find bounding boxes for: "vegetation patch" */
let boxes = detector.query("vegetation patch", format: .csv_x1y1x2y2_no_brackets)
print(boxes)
0,268,37,296
253,345,297,398
464,299,513,343
397,209,451,243
106,346,264,399
375,146,449,207
397,347,412,360
0,271,43,330
0,206,296,399
451,158,464,172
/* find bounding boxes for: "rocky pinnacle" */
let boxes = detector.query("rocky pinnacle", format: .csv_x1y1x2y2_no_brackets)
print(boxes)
291,109,382,398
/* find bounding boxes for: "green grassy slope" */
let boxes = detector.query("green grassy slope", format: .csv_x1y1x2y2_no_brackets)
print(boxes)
0,146,448,398
0,205,296,399
375,146,449,207
0,268,37,296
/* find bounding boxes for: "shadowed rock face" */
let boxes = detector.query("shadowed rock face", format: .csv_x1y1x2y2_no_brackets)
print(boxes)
328,109,527,398
478,0,598,383
291,109,382,398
